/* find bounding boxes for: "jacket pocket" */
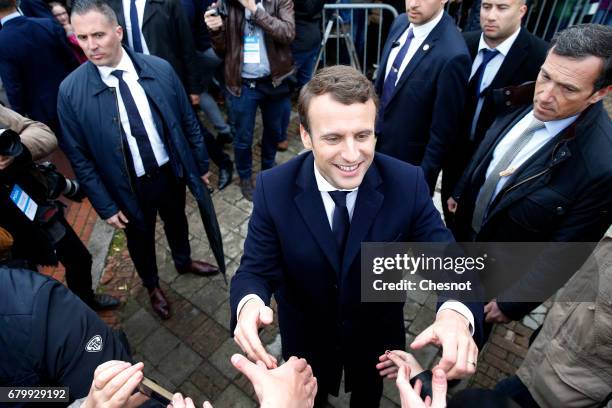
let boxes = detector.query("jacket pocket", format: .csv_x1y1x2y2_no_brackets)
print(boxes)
507,187,571,234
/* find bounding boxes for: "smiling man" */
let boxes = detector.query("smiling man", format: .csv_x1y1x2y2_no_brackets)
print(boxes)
230,65,483,407
450,24,612,326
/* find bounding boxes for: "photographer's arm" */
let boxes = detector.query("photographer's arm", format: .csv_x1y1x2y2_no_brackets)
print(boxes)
0,104,57,161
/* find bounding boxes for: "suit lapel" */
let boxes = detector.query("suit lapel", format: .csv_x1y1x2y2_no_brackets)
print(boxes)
142,0,161,28
388,14,448,106
341,163,383,282
376,16,409,93
294,154,342,276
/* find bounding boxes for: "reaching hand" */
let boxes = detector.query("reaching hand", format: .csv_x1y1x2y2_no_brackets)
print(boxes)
82,361,147,408
396,367,448,408
411,309,478,379
233,298,278,368
231,354,317,408
204,5,223,31
377,350,424,379
446,197,458,214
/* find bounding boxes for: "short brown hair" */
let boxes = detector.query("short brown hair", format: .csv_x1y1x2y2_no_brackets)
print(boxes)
298,65,379,134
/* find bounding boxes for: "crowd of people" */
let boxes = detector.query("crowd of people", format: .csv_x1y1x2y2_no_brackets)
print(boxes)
0,0,611,406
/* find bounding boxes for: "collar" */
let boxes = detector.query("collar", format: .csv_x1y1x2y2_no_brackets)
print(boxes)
524,109,580,135
0,11,21,26
410,9,444,39
313,161,359,193
96,48,137,80
477,26,521,56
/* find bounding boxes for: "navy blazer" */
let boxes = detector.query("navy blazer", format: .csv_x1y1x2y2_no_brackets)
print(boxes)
230,152,483,393
0,16,77,131
375,12,470,192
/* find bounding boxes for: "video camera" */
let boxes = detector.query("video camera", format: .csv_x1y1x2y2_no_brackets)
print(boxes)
0,128,84,202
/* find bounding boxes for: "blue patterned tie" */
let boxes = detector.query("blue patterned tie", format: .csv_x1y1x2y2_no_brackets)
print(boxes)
329,191,350,255
111,70,158,174
473,49,499,98
379,27,414,113
130,0,144,53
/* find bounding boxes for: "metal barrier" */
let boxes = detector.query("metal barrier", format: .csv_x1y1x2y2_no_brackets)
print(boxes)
315,3,399,76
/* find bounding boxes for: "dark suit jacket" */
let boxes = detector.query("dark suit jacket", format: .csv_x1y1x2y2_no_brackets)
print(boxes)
108,0,203,94
230,152,483,394
0,16,77,131
453,93,612,320
375,12,471,192
462,28,549,146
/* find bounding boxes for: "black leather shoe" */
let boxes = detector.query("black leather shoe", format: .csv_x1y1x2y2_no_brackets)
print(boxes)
240,178,254,201
177,260,219,276
218,166,233,190
88,293,120,310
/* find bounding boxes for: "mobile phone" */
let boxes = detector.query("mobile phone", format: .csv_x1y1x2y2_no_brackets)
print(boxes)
205,8,219,17
138,376,174,406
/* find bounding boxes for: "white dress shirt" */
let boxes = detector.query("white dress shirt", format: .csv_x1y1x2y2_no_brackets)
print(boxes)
97,49,169,177
0,11,21,25
122,0,151,54
238,162,475,335
384,9,444,85
469,27,521,137
484,109,578,200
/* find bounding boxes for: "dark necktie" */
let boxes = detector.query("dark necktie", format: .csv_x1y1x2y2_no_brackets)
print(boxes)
111,70,158,175
329,191,350,255
130,0,144,53
471,48,499,98
379,27,414,113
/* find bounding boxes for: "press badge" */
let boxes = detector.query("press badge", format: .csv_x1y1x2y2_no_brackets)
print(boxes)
243,35,261,64
9,184,38,221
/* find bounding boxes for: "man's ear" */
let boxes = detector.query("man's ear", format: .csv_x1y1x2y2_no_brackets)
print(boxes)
300,124,312,150
588,84,611,105
116,25,123,41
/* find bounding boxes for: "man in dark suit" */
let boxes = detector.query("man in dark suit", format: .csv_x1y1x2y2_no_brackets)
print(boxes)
0,0,78,134
374,0,470,194
230,66,483,407
449,24,612,324
442,0,548,224
58,0,220,320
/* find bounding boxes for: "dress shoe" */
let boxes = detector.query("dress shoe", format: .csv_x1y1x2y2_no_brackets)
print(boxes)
87,293,120,310
177,260,219,276
276,140,289,151
148,287,170,320
218,165,233,190
240,178,254,201
217,131,233,145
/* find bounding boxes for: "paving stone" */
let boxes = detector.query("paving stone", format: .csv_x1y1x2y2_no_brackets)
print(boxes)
163,300,209,340
403,302,421,321
171,273,210,298
412,344,441,370
233,197,253,214
157,343,203,386
156,249,178,284
146,365,177,392
185,317,229,358
213,383,256,407
120,297,142,321
191,280,230,317
122,308,160,347
217,206,250,231
522,315,539,330
233,373,257,400
218,184,245,205
382,378,401,405
408,307,436,336
222,231,246,260
212,299,232,331
190,361,231,401
209,338,243,380
177,381,210,408
140,326,181,365
406,288,429,305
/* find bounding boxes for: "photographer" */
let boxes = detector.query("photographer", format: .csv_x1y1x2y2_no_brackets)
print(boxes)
0,104,119,310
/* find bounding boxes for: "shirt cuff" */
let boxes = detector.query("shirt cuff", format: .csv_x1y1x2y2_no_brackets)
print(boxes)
236,294,264,319
437,300,475,336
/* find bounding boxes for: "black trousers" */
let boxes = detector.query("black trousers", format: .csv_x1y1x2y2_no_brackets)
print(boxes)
314,365,384,408
124,165,191,289
193,106,232,170
55,216,95,303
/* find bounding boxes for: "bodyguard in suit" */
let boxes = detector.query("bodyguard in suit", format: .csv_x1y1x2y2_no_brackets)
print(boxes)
58,0,220,320
0,0,78,134
449,24,612,324
374,0,470,193
442,0,548,224
230,66,483,407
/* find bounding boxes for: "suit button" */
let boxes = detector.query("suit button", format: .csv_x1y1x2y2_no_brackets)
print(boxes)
505,101,512,106
505,90,511,95
556,206,565,215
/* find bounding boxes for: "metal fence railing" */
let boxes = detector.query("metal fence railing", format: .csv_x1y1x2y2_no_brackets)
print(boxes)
315,3,399,77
